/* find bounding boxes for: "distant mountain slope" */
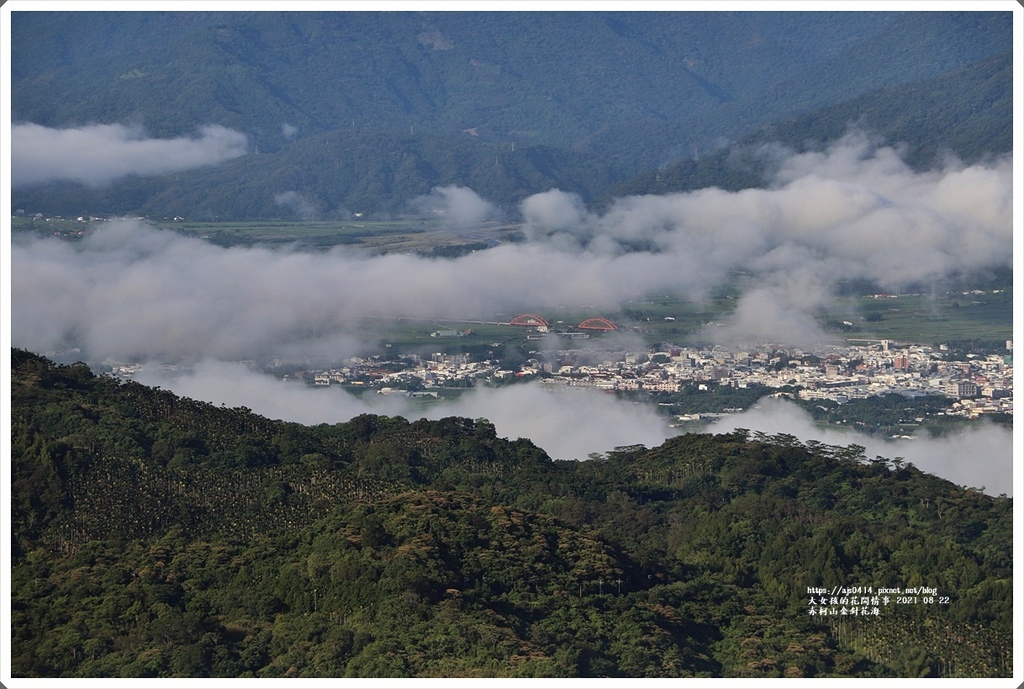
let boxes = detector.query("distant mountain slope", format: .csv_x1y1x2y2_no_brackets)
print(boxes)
12,45,1012,220
9,130,618,219
10,349,1013,678
627,10,1013,166
601,49,1013,203
11,11,1011,173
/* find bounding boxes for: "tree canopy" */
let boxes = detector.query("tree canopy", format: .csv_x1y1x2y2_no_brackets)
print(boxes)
9,349,1012,678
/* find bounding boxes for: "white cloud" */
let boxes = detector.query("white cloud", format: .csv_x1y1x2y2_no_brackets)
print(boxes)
12,132,1012,361
707,397,1013,497
410,185,502,229
11,122,248,188
520,188,590,239
9,131,1013,489
434,383,673,460
133,364,1011,495
274,191,319,220
135,364,675,462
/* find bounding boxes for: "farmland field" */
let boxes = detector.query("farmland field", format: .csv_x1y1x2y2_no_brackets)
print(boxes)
152,218,521,254
822,290,1013,344
11,215,522,254
348,283,1012,356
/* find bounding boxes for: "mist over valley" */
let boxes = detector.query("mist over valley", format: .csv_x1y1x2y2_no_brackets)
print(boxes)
4,5,1018,681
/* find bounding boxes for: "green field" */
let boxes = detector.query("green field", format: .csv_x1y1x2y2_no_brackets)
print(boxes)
356,285,1012,355
11,216,521,254
360,319,526,352
823,291,1013,343
155,218,517,254
162,219,424,250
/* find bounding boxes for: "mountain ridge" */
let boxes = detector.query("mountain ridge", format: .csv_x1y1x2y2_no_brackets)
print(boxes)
11,47,1012,220
10,348,1013,678
11,11,1011,173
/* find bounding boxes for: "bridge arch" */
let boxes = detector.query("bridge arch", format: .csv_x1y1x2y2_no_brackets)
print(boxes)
578,317,617,331
510,314,549,327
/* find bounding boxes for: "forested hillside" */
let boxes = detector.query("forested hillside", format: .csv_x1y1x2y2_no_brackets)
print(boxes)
10,349,1012,678
15,12,1008,157
9,132,617,221
602,49,1014,202
11,45,1012,221
10,10,1012,218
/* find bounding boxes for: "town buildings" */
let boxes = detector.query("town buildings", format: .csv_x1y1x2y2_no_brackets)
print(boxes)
292,340,1012,420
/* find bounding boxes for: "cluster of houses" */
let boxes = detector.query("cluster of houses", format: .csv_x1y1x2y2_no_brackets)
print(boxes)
309,352,507,391
299,339,1012,419
102,334,1011,423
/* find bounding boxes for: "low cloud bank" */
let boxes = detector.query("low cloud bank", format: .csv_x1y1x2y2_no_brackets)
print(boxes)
13,131,1011,359
707,397,1013,497
133,364,1012,496
410,185,503,230
135,364,673,462
10,128,1013,493
12,222,703,362
11,122,248,188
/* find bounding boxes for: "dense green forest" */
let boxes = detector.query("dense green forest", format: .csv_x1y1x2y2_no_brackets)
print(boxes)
9,349,1012,678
